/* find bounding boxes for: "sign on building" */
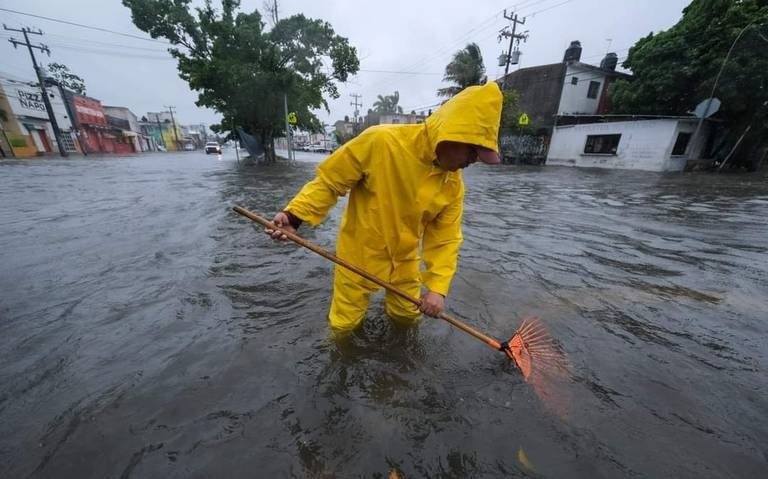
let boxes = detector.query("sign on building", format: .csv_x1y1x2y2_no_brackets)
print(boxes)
73,95,107,126
6,84,49,120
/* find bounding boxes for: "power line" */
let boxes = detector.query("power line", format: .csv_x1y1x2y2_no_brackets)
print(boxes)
369,1,580,95
0,7,168,44
364,10,504,93
526,0,578,17
358,69,442,76
44,33,169,53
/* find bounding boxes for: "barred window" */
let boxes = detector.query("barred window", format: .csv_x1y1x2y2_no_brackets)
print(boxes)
584,134,621,155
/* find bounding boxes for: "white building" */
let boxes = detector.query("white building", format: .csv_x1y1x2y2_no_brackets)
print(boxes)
0,77,79,154
557,62,615,116
547,117,710,172
498,42,631,131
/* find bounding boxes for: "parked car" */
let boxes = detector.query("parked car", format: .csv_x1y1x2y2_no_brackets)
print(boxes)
205,141,221,154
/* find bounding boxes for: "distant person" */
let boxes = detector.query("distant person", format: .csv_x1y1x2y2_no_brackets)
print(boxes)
266,82,503,334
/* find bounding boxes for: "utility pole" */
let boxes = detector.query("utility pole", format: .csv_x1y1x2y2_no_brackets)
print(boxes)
269,4,293,162
164,105,180,149
272,0,279,25
283,93,293,161
350,93,362,130
154,113,167,150
4,24,68,157
498,11,528,90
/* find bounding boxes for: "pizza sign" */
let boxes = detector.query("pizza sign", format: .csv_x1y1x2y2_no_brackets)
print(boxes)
5,84,50,120
17,90,46,113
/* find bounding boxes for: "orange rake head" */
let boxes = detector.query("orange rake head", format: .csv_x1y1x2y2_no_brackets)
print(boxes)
501,316,558,380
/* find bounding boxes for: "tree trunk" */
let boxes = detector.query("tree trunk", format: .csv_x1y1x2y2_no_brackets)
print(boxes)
257,128,276,163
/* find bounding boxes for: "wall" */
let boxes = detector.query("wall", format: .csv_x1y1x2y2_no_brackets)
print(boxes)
547,119,696,172
557,64,607,116
104,106,140,133
500,63,566,130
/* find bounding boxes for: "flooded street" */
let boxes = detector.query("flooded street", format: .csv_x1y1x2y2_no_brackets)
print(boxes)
1,151,766,478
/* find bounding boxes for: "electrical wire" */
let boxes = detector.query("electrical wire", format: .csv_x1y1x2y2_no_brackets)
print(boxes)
368,0,582,98
0,7,168,44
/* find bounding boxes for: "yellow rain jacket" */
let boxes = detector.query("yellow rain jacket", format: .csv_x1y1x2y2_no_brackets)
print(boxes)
285,82,503,330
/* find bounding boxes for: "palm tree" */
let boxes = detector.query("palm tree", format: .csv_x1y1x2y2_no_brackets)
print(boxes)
437,43,487,98
372,91,403,114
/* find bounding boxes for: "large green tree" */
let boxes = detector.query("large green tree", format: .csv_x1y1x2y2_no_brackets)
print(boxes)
45,63,87,95
611,0,768,168
122,0,359,161
372,91,402,114
437,43,486,98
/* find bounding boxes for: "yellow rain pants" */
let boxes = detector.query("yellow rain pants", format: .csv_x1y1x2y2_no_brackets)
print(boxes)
285,82,503,332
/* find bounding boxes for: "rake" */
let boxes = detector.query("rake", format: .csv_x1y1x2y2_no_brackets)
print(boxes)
233,205,556,379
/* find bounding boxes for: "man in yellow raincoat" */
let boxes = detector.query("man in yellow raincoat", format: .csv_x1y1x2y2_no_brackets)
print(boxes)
266,82,503,333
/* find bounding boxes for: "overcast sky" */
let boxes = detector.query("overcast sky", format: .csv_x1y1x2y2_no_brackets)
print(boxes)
1,0,692,130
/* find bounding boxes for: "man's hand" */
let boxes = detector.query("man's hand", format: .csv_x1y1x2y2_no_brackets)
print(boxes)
264,212,297,241
419,290,445,317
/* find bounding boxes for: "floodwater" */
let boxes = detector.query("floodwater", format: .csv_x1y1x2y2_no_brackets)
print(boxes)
1,151,766,478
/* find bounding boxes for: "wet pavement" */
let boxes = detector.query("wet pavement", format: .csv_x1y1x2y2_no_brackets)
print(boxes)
1,151,766,478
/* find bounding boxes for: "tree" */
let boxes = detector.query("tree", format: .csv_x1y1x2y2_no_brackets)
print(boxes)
610,0,768,168
372,91,402,114
437,43,487,98
499,90,521,131
122,0,359,162
45,63,87,94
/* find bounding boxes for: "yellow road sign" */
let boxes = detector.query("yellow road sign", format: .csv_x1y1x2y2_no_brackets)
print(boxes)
518,113,530,126
287,112,298,125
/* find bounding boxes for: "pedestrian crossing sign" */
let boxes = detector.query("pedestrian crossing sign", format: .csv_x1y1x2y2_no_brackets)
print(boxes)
288,112,298,125
518,113,530,126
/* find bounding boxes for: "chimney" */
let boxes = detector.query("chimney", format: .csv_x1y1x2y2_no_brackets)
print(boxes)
600,52,618,71
563,40,582,63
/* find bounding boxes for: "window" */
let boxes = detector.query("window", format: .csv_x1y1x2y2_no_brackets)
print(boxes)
672,132,692,156
584,134,621,155
587,81,601,99
571,76,579,85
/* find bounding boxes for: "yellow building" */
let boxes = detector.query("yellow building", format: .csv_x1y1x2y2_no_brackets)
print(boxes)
0,77,81,157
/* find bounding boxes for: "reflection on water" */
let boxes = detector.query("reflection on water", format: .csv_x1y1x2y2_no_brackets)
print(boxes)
0,153,766,478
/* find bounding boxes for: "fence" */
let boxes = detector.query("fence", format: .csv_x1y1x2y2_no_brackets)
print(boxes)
498,133,549,165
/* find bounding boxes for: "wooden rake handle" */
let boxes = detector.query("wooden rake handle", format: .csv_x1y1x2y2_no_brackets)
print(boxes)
232,205,505,351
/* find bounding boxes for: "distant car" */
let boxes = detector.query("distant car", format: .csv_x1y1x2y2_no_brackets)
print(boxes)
205,141,221,154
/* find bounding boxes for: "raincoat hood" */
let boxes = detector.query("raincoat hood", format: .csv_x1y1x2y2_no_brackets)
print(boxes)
425,81,503,154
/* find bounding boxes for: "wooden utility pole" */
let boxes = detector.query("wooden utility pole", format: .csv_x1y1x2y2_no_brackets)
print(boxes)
350,93,362,129
498,10,528,90
4,24,68,157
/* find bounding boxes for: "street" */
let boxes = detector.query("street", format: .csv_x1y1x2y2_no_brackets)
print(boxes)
1,152,766,477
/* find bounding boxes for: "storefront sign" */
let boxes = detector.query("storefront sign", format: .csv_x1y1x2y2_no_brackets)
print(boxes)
4,84,49,120
73,95,107,126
